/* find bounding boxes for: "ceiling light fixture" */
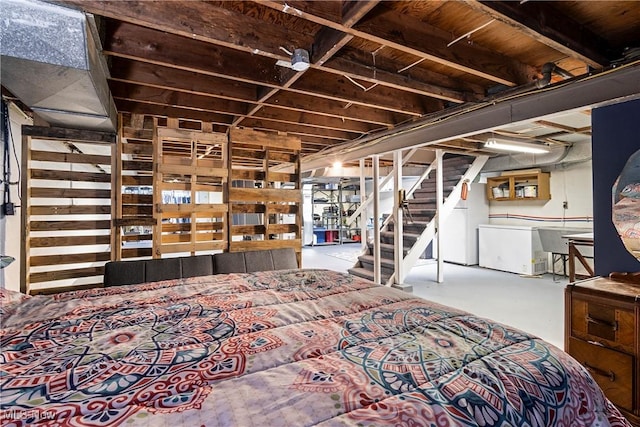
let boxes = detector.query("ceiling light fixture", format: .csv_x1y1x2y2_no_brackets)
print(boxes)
484,138,550,154
291,48,310,71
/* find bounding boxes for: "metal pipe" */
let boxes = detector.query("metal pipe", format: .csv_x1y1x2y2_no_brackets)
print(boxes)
536,62,574,88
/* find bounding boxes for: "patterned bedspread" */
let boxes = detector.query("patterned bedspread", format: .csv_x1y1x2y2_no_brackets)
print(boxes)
0,269,631,426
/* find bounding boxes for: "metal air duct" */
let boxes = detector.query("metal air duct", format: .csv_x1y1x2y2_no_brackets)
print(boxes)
0,0,116,132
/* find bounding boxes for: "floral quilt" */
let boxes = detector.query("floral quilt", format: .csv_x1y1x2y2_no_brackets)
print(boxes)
0,269,631,426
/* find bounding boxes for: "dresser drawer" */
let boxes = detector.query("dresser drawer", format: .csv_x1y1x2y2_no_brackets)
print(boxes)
568,337,634,411
570,298,636,350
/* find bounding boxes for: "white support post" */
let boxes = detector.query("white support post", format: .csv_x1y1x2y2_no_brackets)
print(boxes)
372,155,381,285
359,158,367,253
436,149,444,283
393,150,404,286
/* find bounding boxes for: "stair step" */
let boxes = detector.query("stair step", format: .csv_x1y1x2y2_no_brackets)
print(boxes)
402,209,435,221
421,174,464,184
409,195,436,203
381,230,420,242
441,155,474,167
369,242,409,257
420,179,462,190
388,221,429,234
373,244,397,260
358,255,396,276
405,200,436,209
348,267,391,284
413,186,455,196
358,254,394,268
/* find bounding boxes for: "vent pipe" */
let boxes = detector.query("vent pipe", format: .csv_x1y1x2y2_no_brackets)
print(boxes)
535,62,574,89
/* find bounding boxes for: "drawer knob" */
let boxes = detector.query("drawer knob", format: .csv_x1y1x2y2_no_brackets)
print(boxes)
586,315,618,331
583,362,616,382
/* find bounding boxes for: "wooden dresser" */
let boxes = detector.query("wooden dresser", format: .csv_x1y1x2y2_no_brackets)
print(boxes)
565,277,640,426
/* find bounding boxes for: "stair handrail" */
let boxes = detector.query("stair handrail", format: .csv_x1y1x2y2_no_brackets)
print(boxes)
406,163,435,200
380,160,434,231
345,148,418,227
386,155,489,285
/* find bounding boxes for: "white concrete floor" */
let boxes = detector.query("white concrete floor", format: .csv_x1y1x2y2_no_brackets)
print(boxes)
302,244,566,350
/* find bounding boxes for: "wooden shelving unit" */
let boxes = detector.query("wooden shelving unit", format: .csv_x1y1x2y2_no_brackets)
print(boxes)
486,171,550,201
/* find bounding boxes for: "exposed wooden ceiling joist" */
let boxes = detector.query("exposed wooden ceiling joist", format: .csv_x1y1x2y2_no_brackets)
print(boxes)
462,0,612,68
37,0,639,160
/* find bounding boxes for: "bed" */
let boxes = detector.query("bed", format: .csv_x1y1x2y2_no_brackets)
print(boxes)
0,269,631,426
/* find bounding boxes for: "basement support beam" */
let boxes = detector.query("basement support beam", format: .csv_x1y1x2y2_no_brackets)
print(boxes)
302,63,640,172
372,155,381,285
436,149,444,283
393,150,404,286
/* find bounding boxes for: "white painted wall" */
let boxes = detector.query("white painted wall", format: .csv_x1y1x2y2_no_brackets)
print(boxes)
1,103,31,291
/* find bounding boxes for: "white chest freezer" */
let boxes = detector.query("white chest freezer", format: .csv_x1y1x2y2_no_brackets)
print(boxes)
478,224,548,275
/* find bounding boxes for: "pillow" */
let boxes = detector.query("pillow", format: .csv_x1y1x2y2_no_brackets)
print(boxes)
0,288,31,318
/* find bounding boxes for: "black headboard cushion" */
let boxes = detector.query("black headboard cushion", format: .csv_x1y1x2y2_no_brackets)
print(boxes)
245,250,275,273
181,255,215,278
271,248,298,270
213,252,246,274
144,258,181,283
104,249,298,287
104,260,146,287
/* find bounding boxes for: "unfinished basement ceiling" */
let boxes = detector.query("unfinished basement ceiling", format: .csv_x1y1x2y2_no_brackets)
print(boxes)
27,1,640,162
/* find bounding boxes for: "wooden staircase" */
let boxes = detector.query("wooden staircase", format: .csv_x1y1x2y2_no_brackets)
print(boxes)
348,155,484,284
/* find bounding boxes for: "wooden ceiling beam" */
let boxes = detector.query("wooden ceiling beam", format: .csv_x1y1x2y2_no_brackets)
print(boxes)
115,100,234,126
263,92,407,126
113,82,380,134
253,107,381,134
111,57,403,127
238,118,361,141
109,82,251,116
234,1,378,130
291,71,440,116
322,56,470,103
260,1,536,86
312,27,354,66
352,6,536,86
103,22,282,86
297,135,342,147
341,1,380,27
108,57,259,102
61,0,314,61
463,0,611,68
104,22,424,116
534,120,592,135
64,0,465,111
334,46,485,99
